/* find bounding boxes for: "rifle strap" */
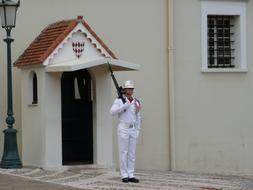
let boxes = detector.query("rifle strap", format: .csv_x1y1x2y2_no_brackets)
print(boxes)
134,98,140,104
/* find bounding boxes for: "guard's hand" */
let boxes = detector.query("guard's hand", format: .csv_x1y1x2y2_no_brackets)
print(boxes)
118,95,126,104
135,101,141,113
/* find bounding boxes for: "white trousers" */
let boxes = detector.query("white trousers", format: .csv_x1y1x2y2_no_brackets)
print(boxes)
117,124,139,179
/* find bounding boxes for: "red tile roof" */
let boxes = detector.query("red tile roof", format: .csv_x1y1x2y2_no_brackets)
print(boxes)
15,16,117,67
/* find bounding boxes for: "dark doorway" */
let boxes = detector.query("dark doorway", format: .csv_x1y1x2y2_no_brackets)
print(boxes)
61,69,93,165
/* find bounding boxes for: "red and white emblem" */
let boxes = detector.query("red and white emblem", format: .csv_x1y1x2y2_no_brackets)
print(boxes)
72,41,85,58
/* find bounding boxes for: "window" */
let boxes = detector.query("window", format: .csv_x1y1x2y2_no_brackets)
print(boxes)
208,15,235,68
201,1,247,72
28,71,38,105
32,73,38,104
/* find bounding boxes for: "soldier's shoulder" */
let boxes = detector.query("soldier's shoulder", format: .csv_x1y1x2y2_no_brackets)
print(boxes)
115,97,124,103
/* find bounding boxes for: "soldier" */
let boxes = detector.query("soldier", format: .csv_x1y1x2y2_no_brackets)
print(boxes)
110,80,141,183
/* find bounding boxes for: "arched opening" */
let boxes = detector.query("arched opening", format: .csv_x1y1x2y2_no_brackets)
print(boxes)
32,73,38,104
28,71,38,105
61,69,93,165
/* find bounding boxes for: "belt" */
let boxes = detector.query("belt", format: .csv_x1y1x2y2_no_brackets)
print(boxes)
120,123,134,128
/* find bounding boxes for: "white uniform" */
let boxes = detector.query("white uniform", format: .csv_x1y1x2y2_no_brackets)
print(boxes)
110,95,141,179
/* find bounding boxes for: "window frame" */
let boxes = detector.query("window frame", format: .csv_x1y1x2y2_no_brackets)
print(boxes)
201,0,247,73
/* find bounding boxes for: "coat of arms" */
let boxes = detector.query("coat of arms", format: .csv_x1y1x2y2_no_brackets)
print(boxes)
72,42,85,58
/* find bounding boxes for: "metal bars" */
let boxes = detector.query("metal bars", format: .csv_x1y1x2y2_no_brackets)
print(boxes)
208,15,235,68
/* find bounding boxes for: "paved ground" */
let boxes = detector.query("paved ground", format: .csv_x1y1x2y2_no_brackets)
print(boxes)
0,166,253,190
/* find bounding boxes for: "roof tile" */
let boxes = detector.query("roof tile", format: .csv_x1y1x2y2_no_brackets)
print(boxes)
15,17,117,67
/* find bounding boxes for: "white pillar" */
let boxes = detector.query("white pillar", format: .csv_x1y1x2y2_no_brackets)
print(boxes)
92,67,113,167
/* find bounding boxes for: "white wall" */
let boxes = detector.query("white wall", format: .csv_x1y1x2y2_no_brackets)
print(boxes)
173,0,253,174
108,0,169,170
21,68,62,167
43,72,62,167
21,68,45,167
90,66,114,167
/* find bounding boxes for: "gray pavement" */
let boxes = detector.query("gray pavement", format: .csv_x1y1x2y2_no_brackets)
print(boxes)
0,166,253,190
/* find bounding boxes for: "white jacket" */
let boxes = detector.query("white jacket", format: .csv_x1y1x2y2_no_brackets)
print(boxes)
110,96,141,130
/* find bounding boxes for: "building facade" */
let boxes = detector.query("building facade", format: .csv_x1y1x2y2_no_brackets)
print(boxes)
0,0,252,175
172,0,253,174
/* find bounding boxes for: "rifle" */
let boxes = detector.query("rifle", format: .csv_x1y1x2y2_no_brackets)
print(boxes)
107,62,126,103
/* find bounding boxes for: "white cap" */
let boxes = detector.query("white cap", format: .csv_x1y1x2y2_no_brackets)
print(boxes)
122,80,135,89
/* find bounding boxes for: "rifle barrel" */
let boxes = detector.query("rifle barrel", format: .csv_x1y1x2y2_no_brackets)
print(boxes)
108,62,121,96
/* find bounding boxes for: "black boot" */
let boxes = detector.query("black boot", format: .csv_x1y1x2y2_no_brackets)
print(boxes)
129,177,139,183
122,178,129,183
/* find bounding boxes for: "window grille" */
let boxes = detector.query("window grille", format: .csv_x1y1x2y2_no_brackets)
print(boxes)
208,15,235,68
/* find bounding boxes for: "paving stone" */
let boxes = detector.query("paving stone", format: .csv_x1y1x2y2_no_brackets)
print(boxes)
0,166,253,190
